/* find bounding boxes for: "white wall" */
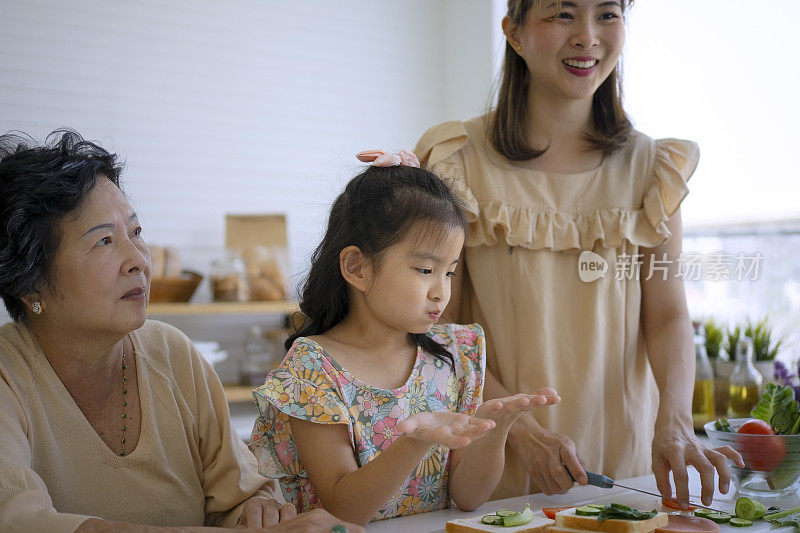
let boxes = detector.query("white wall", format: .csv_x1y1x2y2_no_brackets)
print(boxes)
3,0,798,323
0,0,497,305
624,1,800,227
0,0,498,325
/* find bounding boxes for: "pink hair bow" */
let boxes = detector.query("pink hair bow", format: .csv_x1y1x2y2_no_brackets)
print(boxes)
356,149,420,168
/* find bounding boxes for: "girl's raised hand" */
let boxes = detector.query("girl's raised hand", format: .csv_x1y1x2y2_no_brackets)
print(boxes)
476,388,561,429
396,412,496,449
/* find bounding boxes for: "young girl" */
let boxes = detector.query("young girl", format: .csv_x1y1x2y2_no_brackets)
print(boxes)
249,150,560,525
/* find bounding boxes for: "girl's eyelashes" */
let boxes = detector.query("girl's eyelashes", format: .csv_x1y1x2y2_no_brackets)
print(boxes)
416,267,458,278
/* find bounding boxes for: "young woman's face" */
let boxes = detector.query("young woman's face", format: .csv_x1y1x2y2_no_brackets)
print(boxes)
35,177,152,337
363,223,464,335
512,0,625,101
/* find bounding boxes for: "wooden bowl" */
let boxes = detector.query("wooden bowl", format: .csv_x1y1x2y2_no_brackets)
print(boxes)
148,270,203,303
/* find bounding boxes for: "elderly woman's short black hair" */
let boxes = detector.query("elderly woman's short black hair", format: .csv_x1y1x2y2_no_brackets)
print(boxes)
0,129,123,321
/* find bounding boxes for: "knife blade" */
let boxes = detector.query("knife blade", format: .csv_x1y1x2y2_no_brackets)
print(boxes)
569,470,728,514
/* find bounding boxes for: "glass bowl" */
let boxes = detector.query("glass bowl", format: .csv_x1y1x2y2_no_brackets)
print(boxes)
705,418,800,497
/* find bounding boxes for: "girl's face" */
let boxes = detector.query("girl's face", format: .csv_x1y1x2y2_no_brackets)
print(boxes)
363,224,464,335
510,0,625,102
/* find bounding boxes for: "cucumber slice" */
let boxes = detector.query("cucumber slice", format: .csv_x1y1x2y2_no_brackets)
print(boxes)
735,497,767,520
503,505,534,527
576,506,602,516
694,509,714,518
706,513,732,524
730,518,754,527
481,514,503,525
588,504,606,510
496,510,518,517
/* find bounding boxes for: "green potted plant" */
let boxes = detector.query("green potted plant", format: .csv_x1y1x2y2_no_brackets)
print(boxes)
745,317,783,383
704,317,725,360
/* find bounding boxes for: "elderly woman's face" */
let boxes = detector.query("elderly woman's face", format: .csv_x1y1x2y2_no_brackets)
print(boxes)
37,177,151,335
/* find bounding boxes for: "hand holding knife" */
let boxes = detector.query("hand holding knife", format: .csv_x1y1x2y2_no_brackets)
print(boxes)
567,469,727,514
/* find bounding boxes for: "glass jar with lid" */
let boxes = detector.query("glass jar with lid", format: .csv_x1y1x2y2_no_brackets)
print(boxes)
210,254,249,302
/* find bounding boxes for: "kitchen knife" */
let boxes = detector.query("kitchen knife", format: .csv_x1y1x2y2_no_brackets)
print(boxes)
568,470,728,514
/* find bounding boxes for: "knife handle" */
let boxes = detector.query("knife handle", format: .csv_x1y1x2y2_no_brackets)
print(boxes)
566,468,615,489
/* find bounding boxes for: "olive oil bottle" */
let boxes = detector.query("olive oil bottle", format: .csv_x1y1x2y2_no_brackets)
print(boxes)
728,337,762,418
692,326,715,428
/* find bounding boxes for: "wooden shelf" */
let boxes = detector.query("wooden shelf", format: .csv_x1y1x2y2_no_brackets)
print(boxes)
147,301,299,316
224,385,258,403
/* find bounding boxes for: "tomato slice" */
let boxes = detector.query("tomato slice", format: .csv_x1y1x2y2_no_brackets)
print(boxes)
542,507,575,519
662,498,698,511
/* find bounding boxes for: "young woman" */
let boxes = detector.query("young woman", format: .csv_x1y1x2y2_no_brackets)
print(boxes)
415,0,743,507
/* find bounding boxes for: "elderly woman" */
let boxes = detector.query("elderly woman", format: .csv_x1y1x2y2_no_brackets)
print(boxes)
0,130,362,533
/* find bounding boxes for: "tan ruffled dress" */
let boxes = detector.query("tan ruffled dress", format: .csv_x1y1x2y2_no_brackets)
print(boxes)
415,116,699,498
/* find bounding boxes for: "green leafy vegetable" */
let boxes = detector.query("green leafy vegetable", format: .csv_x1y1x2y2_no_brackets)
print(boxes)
597,504,657,522
750,384,800,434
715,418,733,432
763,506,800,529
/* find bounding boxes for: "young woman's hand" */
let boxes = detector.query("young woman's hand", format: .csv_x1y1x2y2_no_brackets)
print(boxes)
651,423,743,508
476,388,561,430
396,411,496,449
506,414,586,495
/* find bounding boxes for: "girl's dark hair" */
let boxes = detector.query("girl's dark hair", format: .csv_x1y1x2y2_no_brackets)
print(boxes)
0,129,123,321
287,165,469,367
489,0,635,161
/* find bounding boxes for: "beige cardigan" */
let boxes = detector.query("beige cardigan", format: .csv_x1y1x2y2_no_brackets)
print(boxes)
0,319,279,532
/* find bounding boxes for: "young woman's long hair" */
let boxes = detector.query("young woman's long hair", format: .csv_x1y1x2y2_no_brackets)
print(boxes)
489,0,635,161
287,165,469,367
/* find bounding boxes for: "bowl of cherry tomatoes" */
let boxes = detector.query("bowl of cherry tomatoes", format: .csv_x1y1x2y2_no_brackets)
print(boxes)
705,418,800,497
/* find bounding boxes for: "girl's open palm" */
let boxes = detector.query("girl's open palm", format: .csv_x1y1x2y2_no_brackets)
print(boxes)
396,412,496,449
476,388,561,428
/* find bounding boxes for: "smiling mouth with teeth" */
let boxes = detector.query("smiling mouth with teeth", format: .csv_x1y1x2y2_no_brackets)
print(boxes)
563,59,599,69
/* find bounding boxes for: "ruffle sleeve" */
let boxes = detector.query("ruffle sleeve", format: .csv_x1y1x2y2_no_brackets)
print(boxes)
640,138,699,244
249,340,353,482
415,121,479,221
418,123,698,251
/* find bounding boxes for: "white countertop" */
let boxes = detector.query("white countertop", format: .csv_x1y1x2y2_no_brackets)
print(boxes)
365,470,800,532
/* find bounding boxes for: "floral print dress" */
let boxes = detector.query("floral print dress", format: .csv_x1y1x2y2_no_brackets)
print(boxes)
248,323,486,521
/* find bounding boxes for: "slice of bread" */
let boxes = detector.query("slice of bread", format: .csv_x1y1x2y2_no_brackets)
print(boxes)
446,510,554,533
555,508,668,533
550,527,596,533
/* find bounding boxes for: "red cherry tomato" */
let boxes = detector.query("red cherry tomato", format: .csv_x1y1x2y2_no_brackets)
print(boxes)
735,419,787,472
542,507,575,519
661,498,698,511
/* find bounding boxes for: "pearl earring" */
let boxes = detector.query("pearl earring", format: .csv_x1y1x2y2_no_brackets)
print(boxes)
32,301,43,315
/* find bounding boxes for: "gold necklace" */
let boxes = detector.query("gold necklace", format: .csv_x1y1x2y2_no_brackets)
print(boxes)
120,349,128,456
